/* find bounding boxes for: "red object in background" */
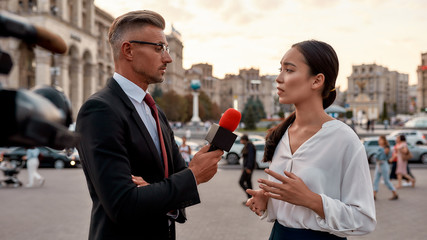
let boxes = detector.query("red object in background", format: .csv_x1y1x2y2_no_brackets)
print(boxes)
420,65,427,71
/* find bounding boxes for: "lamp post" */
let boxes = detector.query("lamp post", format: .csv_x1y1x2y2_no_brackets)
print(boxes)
190,79,201,124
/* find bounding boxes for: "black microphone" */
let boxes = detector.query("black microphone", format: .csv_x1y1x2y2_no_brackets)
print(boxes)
0,10,67,54
205,108,242,152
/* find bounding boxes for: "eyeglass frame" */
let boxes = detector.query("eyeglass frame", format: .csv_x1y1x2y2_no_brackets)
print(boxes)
129,40,170,55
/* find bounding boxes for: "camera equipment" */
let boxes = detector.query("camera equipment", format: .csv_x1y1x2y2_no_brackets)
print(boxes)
0,11,79,149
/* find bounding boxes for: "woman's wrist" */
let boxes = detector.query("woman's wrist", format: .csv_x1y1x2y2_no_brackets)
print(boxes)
304,192,325,219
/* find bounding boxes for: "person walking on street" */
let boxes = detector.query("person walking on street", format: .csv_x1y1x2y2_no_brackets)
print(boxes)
372,136,398,200
394,135,415,189
23,147,44,188
239,134,256,201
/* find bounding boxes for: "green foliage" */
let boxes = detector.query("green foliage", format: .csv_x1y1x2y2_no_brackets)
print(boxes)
381,102,388,122
345,110,353,119
154,90,220,122
243,105,257,130
242,97,266,130
156,90,188,122
151,85,163,99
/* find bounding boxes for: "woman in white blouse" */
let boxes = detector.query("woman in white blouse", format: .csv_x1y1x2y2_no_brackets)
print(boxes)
245,40,376,239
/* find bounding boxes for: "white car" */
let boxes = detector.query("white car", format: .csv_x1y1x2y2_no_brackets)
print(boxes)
223,133,265,164
388,130,426,145
253,141,269,169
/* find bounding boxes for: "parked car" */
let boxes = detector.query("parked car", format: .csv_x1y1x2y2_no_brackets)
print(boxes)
254,141,269,169
223,133,265,164
404,116,427,129
362,137,427,164
2,147,80,169
388,130,426,145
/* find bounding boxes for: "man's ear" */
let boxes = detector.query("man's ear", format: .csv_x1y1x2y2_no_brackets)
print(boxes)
312,73,325,90
121,42,133,60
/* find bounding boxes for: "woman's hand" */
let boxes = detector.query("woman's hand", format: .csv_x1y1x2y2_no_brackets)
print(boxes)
259,169,324,218
132,175,150,187
245,189,269,216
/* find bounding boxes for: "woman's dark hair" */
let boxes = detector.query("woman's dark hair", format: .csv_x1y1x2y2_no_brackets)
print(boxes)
263,40,339,162
399,135,406,142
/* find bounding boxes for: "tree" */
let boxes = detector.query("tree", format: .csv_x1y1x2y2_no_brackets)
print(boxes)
381,102,388,122
254,98,266,120
151,85,163,100
157,90,188,122
183,91,221,122
243,104,257,130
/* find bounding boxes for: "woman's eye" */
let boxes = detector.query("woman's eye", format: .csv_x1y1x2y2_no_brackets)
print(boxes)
278,67,282,72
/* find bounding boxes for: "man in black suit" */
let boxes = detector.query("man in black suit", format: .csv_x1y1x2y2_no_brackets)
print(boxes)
76,10,223,240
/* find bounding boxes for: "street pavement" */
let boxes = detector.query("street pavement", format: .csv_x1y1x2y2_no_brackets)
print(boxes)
1,162,426,239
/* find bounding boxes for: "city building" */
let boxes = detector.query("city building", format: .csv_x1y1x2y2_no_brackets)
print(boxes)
416,52,427,112
347,63,409,123
184,63,220,104
0,0,114,119
0,2,276,122
219,68,275,118
148,26,186,96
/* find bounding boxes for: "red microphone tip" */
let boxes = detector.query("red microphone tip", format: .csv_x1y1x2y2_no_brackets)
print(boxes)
219,108,242,132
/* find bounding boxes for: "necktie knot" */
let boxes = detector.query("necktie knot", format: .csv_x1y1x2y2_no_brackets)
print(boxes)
144,93,156,108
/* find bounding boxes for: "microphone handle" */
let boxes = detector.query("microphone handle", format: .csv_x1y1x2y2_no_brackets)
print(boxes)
208,144,219,152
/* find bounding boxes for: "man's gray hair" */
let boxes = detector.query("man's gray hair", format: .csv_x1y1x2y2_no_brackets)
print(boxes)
108,10,165,60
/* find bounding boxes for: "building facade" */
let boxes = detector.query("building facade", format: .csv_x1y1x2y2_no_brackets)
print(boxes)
347,63,409,122
0,0,114,120
218,68,275,118
0,2,276,122
184,63,221,105
416,52,427,112
149,28,186,96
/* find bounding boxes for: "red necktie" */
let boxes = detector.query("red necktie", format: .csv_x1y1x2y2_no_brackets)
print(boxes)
144,93,169,177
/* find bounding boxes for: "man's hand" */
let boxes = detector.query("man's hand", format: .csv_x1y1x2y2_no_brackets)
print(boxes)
132,175,150,187
188,144,223,185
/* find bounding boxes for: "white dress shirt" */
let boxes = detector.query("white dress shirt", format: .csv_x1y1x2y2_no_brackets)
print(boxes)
113,72,162,158
266,119,376,237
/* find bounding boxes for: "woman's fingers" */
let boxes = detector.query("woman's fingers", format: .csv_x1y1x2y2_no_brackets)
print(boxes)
265,169,289,182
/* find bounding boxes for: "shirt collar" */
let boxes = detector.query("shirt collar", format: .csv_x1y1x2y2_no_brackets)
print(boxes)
113,72,146,103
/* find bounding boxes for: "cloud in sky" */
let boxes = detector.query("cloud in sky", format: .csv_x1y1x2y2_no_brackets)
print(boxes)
94,0,427,89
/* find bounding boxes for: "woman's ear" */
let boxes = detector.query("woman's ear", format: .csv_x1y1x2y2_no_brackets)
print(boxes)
312,73,325,90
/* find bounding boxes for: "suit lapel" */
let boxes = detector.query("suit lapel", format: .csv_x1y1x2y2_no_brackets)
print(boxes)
107,78,165,175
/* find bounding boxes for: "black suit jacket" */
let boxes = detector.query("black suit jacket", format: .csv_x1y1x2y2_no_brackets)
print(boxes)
76,78,200,240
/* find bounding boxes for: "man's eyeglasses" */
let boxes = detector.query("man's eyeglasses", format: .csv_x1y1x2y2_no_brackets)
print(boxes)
129,40,170,55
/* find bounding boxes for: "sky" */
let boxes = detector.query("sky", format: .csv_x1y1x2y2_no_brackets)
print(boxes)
94,0,427,90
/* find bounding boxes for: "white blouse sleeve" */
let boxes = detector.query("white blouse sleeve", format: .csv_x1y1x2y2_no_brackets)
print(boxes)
315,144,376,237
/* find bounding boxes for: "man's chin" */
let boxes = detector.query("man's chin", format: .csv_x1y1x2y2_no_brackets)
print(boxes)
149,77,165,84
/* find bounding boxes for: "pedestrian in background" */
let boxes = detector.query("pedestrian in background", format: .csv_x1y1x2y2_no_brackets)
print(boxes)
23,147,44,188
372,136,398,200
239,134,256,202
394,135,415,189
179,136,191,166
